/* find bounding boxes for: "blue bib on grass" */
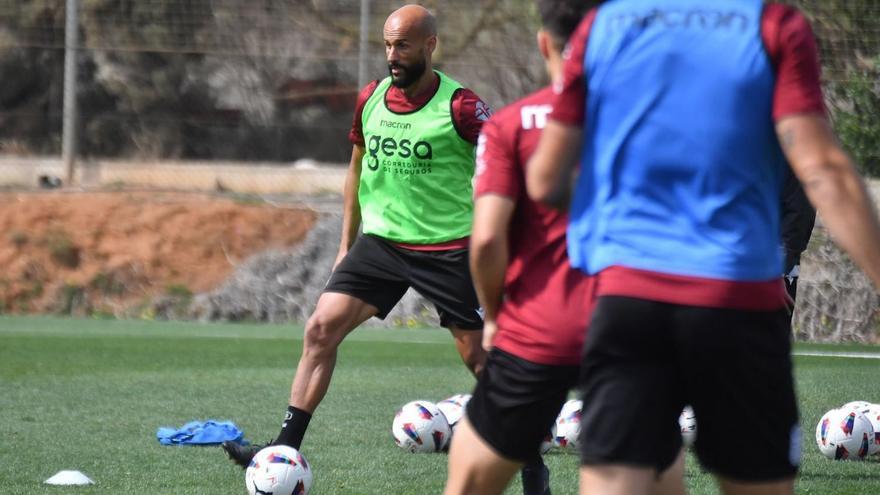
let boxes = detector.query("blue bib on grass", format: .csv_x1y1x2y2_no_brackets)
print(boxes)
157,420,244,446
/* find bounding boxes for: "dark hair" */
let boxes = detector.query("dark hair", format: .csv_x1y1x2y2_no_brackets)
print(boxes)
536,0,603,45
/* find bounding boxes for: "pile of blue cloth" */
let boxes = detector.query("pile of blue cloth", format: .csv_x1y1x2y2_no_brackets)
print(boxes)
157,420,245,446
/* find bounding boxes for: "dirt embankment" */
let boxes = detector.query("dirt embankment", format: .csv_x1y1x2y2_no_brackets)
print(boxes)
0,192,316,316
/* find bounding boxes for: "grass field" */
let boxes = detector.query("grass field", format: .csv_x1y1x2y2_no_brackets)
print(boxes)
1,316,879,494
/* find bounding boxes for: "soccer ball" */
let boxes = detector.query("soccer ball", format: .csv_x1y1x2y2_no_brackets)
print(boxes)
815,408,875,461
679,405,697,448
862,404,880,456
555,399,583,449
245,445,312,495
392,400,452,453
436,394,471,432
842,401,873,413
539,423,557,455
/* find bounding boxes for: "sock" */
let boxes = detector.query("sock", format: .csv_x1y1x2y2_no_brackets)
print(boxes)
276,405,312,450
521,457,550,495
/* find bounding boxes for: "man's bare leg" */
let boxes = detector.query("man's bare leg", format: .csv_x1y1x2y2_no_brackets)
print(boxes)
449,326,486,377
654,449,687,495
444,417,522,495
579,465,655,495
718,477,794,495
289,291,379,412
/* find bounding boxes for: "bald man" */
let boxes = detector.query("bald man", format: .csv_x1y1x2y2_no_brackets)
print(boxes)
223,3,492,468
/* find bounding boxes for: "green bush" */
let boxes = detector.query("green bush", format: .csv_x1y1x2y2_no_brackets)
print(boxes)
829,59,880,177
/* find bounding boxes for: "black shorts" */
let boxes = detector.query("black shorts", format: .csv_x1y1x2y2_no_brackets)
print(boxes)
578,296,799,481
467,348,578,462
324,234,483,330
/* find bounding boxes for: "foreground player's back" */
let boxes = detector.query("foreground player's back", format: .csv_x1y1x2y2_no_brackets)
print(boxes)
571,0,786,282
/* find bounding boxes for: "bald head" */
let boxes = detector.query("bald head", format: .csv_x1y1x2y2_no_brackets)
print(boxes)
383,4,438,90
384,4,437,39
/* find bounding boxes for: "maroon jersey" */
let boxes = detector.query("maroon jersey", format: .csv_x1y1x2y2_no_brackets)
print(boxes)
475,87,595,365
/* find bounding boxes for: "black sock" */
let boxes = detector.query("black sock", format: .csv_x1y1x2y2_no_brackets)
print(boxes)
276,405,312,450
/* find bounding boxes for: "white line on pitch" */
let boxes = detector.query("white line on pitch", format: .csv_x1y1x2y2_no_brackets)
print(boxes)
793,351,880,360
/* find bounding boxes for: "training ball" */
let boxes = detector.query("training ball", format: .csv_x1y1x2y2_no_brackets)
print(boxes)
555,399,583,449
436,394,472,432
245,445,312,495
392,400,452,453
842,401,873,413
862,404,880,456
679,405,698,448
539,423,557,455
815,408,874,461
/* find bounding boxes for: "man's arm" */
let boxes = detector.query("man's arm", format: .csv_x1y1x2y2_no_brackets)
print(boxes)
470,194,515,350
777,114,880,288
525,120,582,208
336,144,364,268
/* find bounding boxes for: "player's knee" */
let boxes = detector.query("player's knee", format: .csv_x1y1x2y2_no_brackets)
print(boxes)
303,313,344,355
459,346,486,376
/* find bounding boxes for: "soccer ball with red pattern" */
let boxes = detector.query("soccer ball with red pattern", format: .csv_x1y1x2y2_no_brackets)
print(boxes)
245,445,312,495
863,404,880,456
554,399,583,449
392,400,451,453
436,394,472,433
679,405,697,448
815,408,874,461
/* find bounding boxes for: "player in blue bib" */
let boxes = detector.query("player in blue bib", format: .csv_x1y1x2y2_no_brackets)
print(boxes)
527,1,880,494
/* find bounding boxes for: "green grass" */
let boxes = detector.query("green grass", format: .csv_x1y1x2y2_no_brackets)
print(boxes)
0,316,879,494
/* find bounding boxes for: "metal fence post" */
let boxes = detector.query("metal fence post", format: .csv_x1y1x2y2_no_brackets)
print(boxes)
357,0,370,89
62,0,79,186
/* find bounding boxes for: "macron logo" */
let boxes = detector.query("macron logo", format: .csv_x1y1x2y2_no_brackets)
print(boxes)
521,105,552,130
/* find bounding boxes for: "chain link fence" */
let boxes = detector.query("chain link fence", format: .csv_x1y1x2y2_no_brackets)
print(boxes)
0,1,876,338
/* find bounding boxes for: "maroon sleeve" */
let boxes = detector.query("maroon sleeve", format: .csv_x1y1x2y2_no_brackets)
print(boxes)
549,8,598,126
762,4,826,121
474,112,522,200
347,80,380,146
452,88,493,145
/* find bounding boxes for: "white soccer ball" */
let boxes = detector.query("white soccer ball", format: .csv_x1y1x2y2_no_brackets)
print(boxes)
436,394,471,432
392,400,452,453
555,399,583,449
862,404,880,456
539,423,557,455
815,408,875,461
245,445,312,495
842,401,873,413
679,405,698,448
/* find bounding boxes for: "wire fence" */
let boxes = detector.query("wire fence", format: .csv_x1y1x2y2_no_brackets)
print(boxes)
0,1,876,337
0,1,875,169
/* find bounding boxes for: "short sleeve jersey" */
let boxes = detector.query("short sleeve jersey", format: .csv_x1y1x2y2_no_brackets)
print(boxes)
475,87,595,366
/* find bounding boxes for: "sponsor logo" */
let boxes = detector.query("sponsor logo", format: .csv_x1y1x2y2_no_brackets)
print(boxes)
380,119,412,130
610,9,749,32
521,104,552,130
366,134,433,174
